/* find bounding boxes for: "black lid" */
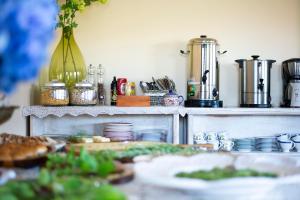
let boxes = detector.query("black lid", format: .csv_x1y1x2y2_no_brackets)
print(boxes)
282,58,300,64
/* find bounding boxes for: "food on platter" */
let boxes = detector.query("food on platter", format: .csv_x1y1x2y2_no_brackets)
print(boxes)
0,170,126,200
45,148,133,184
0,148,129,199
68,135,111,143
133,153,300,196
67,135,93,143
0,143,48,161
66,141,163,153
0,133,65,167
46,148,115,177
66,143,204,163
80,137,93,143
0,133,58,147
176,167,277,180
116,144,203,161
93,136,111,143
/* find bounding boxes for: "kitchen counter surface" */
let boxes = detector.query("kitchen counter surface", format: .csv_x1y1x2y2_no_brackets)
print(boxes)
185,107,300,116
22,106,185,118
23,106,300,118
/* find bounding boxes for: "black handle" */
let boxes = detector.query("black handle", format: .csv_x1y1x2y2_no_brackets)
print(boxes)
180,50,190,55
200,35,207,38
251,55,260,60
218,50,228,55
202,70,210,84
258,78,264,91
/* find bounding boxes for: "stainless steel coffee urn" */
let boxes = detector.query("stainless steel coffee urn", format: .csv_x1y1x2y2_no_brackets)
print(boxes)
182,35,224,107
235,55,276,108
282,58,300,107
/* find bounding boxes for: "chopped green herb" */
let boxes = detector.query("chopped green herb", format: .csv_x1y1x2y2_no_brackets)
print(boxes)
115,144,203,159
46,148,115,178
0,172,126,200
176,167,277,181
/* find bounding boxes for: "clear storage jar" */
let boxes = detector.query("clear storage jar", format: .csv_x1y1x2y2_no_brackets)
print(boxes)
70,81,97,105
40,81,69,106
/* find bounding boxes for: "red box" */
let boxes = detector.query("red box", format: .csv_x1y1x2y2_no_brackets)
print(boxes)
117,78,127,95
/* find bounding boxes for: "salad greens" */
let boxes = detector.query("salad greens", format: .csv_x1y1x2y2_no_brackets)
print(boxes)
0,143,203,200
0,149,125,200
0,169,126,200
176,167,277,181
46,148,115,177
115,144,203,160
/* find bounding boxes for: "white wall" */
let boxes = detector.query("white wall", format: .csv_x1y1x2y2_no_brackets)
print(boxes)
1,0,300,135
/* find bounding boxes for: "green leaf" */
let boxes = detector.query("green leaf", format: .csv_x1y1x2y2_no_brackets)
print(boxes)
0,194,18,200
94,185,126,200
98,0,108,4
38,169,52,186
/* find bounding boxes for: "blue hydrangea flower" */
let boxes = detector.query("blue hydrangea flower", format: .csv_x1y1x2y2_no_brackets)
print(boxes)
0,0,58,93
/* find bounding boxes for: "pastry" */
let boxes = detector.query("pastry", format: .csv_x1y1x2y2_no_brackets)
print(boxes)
0,143,48,161
0,133,57,146
0,133,59,162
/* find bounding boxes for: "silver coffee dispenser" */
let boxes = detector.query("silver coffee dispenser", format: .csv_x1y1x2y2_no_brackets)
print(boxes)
235,55,276,108
182,35,224,107
282,58,300,107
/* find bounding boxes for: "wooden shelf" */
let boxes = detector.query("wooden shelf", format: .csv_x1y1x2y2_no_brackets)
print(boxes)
22,106,183,118
22,106,300,118
185,107,300,116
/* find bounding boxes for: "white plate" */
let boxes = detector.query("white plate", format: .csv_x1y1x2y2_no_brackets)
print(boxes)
104,127,133,132
104,122,133,126
134,153,300,199
0,169,16,185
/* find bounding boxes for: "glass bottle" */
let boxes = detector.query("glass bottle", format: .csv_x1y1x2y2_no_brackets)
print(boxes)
97,64,105,105
111,76,117,106
87,64,95,86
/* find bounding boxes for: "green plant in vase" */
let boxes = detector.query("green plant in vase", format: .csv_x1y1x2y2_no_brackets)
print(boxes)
49,0,108,88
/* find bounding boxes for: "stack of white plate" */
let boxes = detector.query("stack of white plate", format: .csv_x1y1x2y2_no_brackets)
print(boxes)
233,138,256,152
103,122,134,142
255,136,280,152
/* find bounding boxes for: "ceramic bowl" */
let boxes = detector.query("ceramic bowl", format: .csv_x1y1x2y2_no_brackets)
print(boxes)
205,132,218,142
291,134,300,142
217,132,230,141
194,133,206,141
220,140,234,151
276,134,291,142
293,141,300,152
278,140,295,152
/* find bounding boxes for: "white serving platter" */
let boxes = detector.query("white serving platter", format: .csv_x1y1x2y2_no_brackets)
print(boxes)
134,153,300,200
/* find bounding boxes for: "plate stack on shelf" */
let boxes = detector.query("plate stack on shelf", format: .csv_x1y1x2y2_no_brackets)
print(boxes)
255,136,280,152
135,129,167,142
233,138,256,152
103,122,134,142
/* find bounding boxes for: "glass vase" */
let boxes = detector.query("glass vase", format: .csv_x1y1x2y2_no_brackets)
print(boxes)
49,30,86,89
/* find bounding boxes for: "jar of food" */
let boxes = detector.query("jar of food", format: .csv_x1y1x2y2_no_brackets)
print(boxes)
40,81,69,106
70,81,97,105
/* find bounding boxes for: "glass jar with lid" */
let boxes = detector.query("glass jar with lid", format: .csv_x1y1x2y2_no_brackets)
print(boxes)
70,81,97,105
40,80,69,106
